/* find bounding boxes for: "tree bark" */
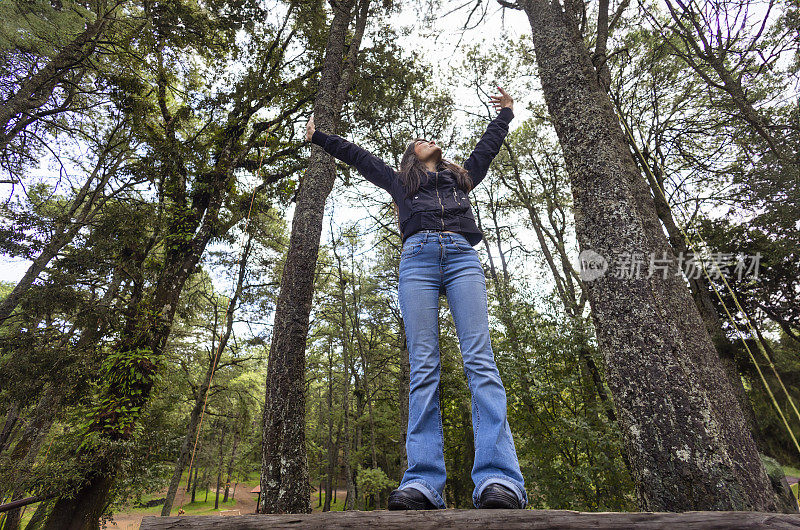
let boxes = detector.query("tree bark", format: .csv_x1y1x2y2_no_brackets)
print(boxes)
259,0,369,514
521,0,779,511
25,497,54,529
161,376,208,516
363,354,381,509
624,127,766,452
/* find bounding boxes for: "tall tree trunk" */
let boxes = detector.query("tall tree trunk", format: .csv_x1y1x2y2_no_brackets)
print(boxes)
364,365,381,509
259,0,370,513
162,389,206,515
323,341,337,512
214,423,227,510
2,387,59,529
43,247,214,529
520,0,779,511
354,385,364,511
161,237,252,515
200,466,210,503
25,498,53,530
5,263,125,528
624,119,795,508
351,276,382,509
43,56,267,522
334,418,345,509
623,127,766,451
191,464,199,503
334,251,357,511
41,465,115,530
223,427,241,503
0,402,20,454
398,321,410,480
186,462,193,493
342,296,356,511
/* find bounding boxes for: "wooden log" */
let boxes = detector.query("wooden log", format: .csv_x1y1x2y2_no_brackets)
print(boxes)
140,509,800,529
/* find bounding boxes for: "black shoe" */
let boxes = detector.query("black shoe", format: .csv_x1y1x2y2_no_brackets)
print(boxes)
478,483,522,509
387,487,438,510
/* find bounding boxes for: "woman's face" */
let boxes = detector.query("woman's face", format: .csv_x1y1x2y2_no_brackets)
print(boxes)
414,139,442,163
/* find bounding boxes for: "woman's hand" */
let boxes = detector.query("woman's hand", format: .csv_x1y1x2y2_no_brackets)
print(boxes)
489,86,513,112
305,114,315,142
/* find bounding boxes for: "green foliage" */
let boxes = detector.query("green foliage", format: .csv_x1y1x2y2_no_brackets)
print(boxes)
356,465,394,500
80,346,161,444
0,0,91,55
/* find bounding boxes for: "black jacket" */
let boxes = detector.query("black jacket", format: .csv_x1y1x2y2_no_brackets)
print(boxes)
310,106,514,247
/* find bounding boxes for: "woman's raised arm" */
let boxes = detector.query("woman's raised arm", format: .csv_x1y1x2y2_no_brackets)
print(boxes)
306,114,396,192
463,86,514,188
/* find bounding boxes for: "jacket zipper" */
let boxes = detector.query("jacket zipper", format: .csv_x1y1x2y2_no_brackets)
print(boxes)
453,188,461,206
435,171,444,229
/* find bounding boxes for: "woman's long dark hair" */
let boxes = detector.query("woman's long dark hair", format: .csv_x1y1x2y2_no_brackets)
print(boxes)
397,138,473,199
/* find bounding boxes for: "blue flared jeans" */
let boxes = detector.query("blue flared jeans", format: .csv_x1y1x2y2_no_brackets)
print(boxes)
397,229,528,509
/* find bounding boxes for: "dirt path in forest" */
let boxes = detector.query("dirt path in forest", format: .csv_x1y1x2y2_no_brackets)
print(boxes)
103,487,349,529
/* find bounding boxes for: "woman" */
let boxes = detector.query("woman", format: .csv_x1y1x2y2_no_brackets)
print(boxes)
305,87,527,511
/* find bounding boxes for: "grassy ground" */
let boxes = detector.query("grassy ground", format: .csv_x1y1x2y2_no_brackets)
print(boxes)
12,471,348,529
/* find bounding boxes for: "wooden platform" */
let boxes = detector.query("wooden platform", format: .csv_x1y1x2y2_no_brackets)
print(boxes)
140,509,800,529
